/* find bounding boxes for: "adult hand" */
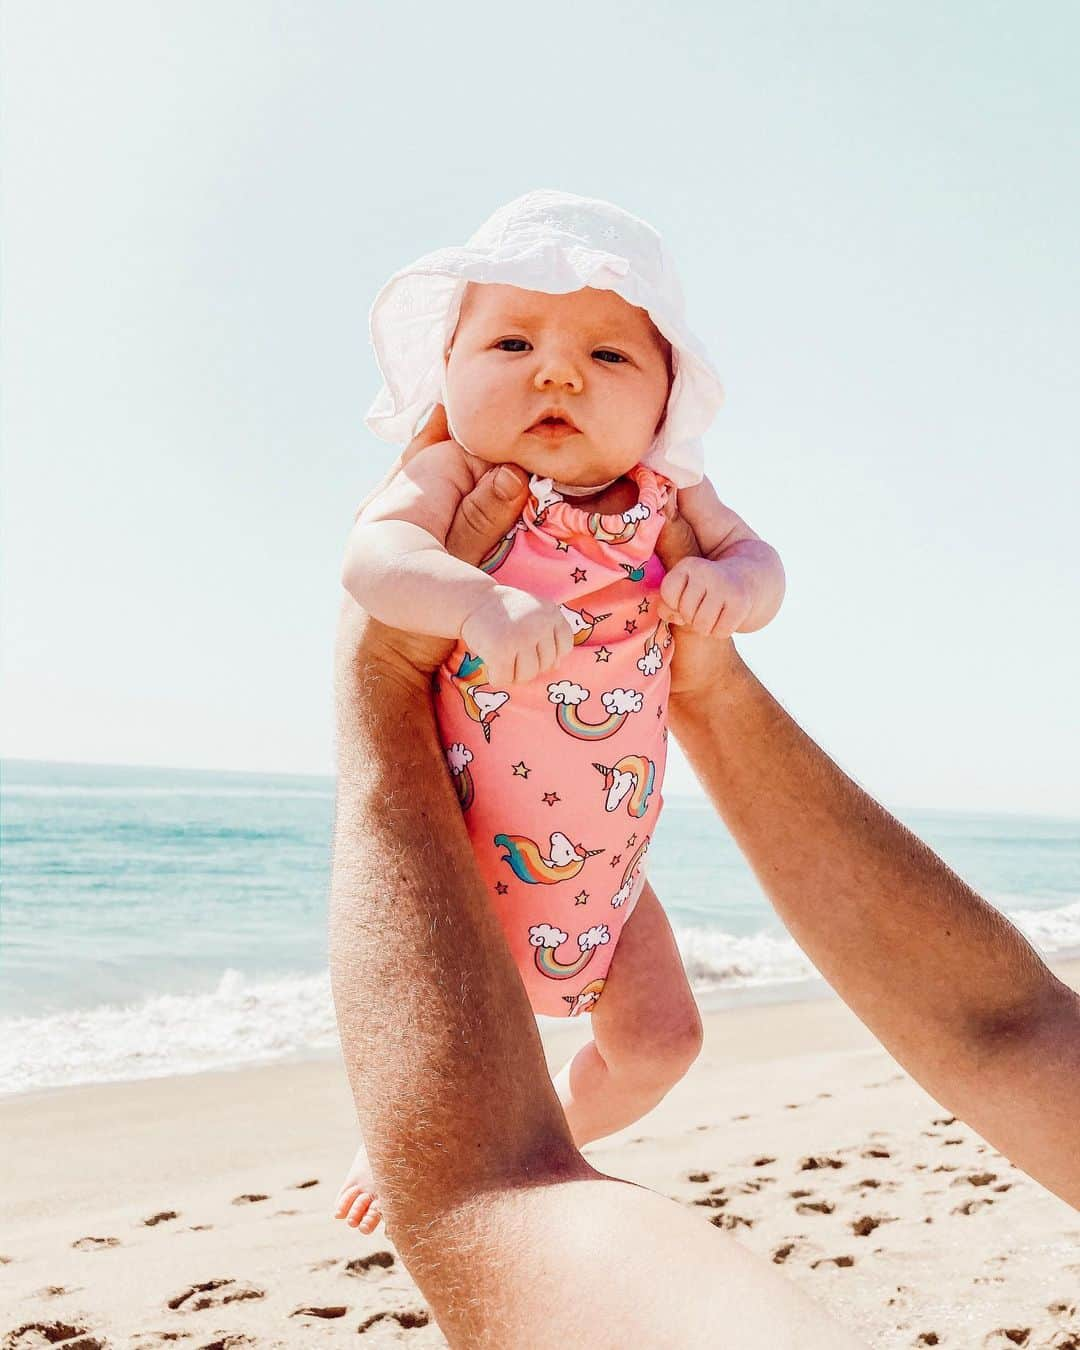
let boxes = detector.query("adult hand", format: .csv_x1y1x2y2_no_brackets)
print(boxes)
339,404,532,689
654,480,745,700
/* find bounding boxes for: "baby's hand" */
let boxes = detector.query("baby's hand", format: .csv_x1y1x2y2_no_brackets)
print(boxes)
658,556,757,640
461,585,574,685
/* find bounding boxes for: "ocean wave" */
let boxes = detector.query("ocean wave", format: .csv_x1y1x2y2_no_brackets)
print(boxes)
5,899,1079,1096
1,784,335,801
0,969,339,1096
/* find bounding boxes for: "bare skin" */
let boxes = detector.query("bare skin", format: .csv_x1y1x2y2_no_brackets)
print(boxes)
335,406,705,1234
328,468,869,1345
330,407,1078,1344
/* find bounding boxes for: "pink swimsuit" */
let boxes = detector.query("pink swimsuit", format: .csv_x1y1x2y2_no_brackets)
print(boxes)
433,463,673,1018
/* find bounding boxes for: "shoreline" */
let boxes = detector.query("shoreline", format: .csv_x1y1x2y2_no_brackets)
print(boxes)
6,955,1080,1108
3,959,1078,1345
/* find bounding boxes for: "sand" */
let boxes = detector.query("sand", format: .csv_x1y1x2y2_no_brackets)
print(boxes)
3,960,1078,1349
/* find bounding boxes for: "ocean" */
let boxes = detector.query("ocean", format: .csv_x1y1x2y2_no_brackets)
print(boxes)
2,758,1078,1096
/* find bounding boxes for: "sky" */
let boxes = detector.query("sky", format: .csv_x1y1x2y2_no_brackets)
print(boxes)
2,1,1078,817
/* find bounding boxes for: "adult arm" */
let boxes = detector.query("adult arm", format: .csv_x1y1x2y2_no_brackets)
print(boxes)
328,427,868,1347
659,482,1080,1208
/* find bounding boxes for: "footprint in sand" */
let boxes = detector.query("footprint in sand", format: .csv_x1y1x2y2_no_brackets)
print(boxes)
809,1255,854,1269
230,1194,268,1205
686,1170,713,1183
3,1324,105,1349
291,1307,348,1319
197,1337,253,1349
357,1310,430,1334
851,1215,897,1237
796,1200,835,1216
981,1330,1033,1347
142,1211,179,1227
166,1280,265,1312
709,1213,753,1231
915,1333,941,1346
71,1236,119,1252
862,1147,891,1159
289,1179,320,1189
345,1251,396,1277
952,1198,996,1216
692,1190,728,1211
952,1171,997,1188
799,1155,845,1172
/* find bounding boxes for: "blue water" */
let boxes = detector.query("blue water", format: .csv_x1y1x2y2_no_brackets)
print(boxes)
2,758,1077,1094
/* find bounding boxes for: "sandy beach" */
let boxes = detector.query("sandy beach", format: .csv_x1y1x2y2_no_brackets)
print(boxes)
3,960,1078,1350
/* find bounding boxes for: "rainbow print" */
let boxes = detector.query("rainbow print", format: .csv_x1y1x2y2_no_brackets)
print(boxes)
494,832,603,885
547,681,643,742
563,978,606,1016
478,529,517,575
588,512,644,545
450,651,507,744
592,755,656,818
529,922,611,979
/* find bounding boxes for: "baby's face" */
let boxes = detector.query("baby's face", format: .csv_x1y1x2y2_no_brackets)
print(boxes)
443,283,672,485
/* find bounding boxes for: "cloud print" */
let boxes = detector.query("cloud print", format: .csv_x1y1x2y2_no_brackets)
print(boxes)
547,680,588,707
578,924,611,951
529,923,569,949
601,688,643,716
445,742,473,773
621,503,651,524
636,646,662,677
610,881,634,908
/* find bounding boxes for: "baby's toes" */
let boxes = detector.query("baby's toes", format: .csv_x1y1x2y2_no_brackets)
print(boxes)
358,1201,383,1234
346,1192,376,1228
335,1183,364,1219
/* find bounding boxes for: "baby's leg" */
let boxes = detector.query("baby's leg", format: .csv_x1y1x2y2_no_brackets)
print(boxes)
337,879,701,1232
551,878,703,1148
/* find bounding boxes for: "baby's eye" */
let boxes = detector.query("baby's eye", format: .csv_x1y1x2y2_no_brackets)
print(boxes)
593,350,627,364
495,339,530,352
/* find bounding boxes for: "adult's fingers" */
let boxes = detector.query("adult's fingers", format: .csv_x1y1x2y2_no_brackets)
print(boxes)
655,488,705,572
354,403,452,522
445,462,532,566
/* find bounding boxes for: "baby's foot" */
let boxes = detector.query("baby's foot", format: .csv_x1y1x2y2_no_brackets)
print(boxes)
334,1140,383,1235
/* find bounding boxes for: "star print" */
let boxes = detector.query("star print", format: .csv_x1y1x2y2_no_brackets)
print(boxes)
571,567,588,584
626,834,637,848
624,619,638,634
554,539,570,552
512,761,531,778
594,646,611,663
637,598,650,614
574,890,589,906
542,791,561,806
656,705,664,718
662,727,668,742
609,854,622,867
495,882,509,895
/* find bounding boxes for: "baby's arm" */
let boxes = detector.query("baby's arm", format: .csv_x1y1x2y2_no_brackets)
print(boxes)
659,475,785,637
342,439,573,683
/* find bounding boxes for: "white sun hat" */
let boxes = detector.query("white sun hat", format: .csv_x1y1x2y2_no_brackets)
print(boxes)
363,188,724,489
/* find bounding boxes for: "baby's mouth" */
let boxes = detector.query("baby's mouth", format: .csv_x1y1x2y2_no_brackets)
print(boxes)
527,416,581,436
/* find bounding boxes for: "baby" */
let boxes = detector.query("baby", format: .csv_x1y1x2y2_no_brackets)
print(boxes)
334,190,785,1234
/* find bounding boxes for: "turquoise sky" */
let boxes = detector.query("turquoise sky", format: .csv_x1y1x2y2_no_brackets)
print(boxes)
3,1,1077,816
